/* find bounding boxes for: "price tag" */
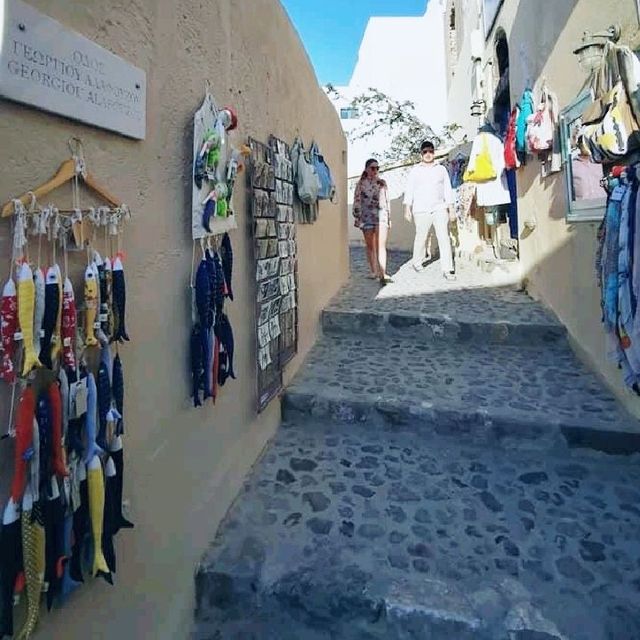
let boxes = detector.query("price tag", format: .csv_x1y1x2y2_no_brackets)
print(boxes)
99,314,108,322
39,329,45,338
63,337,71,347
13,331,23,341
610,185,626,202
93,322,101,329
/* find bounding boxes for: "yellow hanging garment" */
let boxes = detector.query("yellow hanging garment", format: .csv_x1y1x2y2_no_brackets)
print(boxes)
463,134,497,183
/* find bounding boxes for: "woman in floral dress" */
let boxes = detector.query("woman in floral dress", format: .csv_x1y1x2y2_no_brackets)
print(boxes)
352,158,392,284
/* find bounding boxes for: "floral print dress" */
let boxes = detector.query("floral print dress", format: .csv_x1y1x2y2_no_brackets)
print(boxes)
352,177,390,230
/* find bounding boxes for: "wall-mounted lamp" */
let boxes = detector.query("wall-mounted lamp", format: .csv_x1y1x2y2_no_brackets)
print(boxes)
470,100,486,118
573,24,621,73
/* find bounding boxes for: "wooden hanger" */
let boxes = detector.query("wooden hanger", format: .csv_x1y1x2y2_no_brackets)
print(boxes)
1,138,122,217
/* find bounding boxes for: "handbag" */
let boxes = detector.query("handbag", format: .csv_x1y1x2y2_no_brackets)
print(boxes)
527,87,556,153
310,142,336,201
582,42,640,162
464,134,497,183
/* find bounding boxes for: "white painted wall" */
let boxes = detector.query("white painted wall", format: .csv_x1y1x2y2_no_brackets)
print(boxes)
329,0,449,200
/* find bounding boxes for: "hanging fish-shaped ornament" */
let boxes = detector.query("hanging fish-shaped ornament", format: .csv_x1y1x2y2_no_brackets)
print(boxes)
109,435,134,533
111,255,129,343
40,266,60,369
32,269,45,356
48,382,67,479
101,256,113,340
87,455,112,584
112,353,124,435
84,373,103,464
61,278,77,371
10,387,35,502
84,264,99,347
17,264,42,376
17,486,45,640
96,358,111,450
0,278,18,384
102,457,117,573
43,479,64,611
50,264,63,364
0,499,22,638
221,232,234,300
69,462,88,584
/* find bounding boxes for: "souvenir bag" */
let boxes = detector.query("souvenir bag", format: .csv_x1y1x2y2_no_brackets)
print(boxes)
291,138,320,204
504,105,520,170
527,87,555,153
516,89,534,154
309,142,336,201
463,134,497,183
582,42,640,162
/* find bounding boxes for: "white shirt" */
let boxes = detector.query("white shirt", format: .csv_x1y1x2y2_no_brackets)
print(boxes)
468,132,512,207
403,163,453,213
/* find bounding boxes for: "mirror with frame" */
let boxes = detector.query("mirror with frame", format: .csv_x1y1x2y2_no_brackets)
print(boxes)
559,91,607,223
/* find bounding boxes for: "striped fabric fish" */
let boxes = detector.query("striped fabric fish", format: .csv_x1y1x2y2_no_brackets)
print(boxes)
221,232,234,300
109,436,134,533
84,264,99,347
40,266,60,369
50,264,63,363
32,269,45,356
96,360,111,450
16,488,45,640
103,258,113,341
84,374,103,464
0,278,17,383
17,264,42,376
111,256,129,343
61,278,77,372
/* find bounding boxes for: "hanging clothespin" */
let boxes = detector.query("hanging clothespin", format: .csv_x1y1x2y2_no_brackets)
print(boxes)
51,207,61,242
108,210,120,237
97,205,110,228
199,237,206,260
87,206,99,226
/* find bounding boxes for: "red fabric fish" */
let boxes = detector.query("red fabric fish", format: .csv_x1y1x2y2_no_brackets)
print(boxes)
10,386,35,502
48,382,68,479
61,277,77,371
0,278,18,384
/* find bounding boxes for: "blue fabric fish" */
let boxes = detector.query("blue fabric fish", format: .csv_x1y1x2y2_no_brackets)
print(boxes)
221,233,234,300
215,313,236,386
97,360,111,450
213,251,225,313
190,324,204,407
195,260,212,400
112,354,125,435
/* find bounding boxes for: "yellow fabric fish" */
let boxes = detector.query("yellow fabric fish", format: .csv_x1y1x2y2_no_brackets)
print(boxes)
84,264,99,347
50,264,63,362
18,263,42,376
87,455,112,583
16,489,45,640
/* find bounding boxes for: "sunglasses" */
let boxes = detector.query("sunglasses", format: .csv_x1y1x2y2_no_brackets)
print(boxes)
369,165,379,171
422,148,435,154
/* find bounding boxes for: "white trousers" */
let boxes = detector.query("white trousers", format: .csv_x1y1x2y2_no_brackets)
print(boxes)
412,209,453,272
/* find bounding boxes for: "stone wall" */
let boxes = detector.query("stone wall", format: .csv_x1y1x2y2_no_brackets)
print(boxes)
0,0,348,637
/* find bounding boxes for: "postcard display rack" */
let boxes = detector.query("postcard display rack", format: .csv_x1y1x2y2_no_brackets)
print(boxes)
248,136,299,412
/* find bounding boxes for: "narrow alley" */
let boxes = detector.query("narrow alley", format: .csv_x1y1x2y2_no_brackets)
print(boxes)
194,249,640,640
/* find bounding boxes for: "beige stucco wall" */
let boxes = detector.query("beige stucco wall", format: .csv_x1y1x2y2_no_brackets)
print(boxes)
0,1,348,638
447,0,640,416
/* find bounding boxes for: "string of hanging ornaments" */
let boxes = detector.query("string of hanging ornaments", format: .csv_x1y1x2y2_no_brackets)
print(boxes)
0,138,133,639
189,91,249,408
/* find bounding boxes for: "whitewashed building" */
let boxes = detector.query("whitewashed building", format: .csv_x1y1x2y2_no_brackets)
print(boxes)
328,0,449,247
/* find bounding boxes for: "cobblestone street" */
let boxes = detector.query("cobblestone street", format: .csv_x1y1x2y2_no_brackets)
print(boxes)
194,250,640,640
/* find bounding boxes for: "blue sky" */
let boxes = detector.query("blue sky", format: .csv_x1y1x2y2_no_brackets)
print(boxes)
281,0,428,86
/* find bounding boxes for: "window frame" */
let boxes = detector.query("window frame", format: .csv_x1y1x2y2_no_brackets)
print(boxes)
559,90,607,224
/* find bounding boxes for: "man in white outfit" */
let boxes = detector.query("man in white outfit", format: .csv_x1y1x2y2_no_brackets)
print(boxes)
403,140,455,279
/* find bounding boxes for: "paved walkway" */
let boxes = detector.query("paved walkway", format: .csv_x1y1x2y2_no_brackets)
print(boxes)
194,249,640,640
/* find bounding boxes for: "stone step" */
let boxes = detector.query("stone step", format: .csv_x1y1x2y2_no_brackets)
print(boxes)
283,334,640,455
193,419,640,640
322,307,566,345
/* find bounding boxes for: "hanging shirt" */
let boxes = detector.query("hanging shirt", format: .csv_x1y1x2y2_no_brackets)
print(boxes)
572,158,606,200
468,132,512,207
403,163,453,213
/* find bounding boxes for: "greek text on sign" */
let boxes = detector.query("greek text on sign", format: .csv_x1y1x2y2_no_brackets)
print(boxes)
0,0,146,139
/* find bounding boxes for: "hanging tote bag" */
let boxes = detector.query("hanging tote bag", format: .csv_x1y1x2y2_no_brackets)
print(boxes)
292,138,320,204
516,89,534,154
527,87,556,153
582,42,640,162
310,142,336,201
464,134,497,183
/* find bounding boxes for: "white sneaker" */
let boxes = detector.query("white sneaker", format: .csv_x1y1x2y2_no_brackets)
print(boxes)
443,271,457,281
413,264,426,273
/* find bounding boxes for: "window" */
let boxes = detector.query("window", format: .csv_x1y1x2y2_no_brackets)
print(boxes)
448,7,458,76
559,91,606,223
340,107,359,120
